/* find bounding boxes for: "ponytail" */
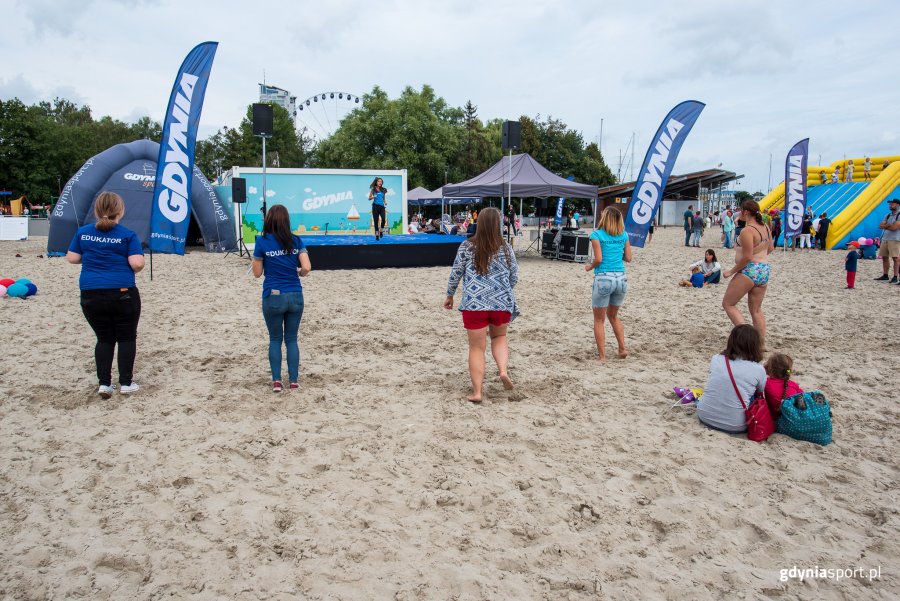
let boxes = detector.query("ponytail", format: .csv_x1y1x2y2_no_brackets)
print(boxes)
781,369,791,401
93,192,125,232
741,199,764,225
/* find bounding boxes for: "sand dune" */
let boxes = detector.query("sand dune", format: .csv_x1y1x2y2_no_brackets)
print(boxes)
0,227,897,599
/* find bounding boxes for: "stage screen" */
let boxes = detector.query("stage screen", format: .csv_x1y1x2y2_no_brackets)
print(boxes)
229,168,407,244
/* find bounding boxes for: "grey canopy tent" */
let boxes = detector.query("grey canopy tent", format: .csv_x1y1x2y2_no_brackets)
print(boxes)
443,153,598,226
48,139,237,254
443,153,598,199
406,186,479,207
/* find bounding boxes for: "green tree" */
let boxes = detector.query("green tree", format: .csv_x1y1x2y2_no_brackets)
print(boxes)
734,190,752,203
196,103,312,179
313,85,466,190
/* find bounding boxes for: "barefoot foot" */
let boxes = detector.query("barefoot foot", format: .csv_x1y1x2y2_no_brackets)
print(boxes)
618,349,629,359
500,374,514,390
467,393,482,403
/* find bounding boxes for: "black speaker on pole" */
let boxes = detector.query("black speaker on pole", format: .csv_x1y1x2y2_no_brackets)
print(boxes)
232,177,247,203
252,103,274,137
502,120,521,150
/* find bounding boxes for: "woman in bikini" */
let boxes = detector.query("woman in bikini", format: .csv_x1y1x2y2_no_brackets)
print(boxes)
722,199,775,345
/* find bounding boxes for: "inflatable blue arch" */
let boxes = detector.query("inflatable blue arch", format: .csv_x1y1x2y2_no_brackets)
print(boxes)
48,139,237,254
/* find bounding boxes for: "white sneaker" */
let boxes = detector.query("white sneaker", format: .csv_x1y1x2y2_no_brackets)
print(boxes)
120,382,140,394
98,385,115,399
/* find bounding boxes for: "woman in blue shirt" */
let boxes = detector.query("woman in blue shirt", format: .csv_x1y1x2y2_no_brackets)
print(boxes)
252,204,312,392
584,206,632,362
66,192,145,398
369,177,388,240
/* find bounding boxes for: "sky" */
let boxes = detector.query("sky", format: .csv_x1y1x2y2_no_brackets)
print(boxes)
3,0,899,194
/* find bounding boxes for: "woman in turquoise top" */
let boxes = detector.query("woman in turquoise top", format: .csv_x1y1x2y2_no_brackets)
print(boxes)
369,177,388,240
584,206,632,362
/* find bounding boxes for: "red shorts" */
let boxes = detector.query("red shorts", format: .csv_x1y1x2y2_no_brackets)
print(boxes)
461,310,511,330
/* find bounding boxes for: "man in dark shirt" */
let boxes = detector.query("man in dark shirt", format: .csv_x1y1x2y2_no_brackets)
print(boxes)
816,212,831,250
683,204,694,246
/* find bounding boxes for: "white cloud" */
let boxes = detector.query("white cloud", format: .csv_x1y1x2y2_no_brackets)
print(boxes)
248,186,258,194
1,0,899,193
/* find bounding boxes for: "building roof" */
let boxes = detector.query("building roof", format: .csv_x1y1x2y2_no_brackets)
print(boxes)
597,168,742,202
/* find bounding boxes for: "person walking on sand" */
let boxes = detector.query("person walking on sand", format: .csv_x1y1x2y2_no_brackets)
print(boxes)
66,191,144,398
444,207,518,403
252,205,312,393
683,204,694,247
722,200,775,347
585,206,632,362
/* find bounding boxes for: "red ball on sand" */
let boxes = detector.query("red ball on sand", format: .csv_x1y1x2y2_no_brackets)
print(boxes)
0,278,15,288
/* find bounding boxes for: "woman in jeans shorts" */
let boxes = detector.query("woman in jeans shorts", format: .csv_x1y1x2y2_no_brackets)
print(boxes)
252,205,312,392
585,206,632,362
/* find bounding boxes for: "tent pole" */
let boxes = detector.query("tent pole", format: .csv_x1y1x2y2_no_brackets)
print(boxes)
149,248,153,281
506,149,512,241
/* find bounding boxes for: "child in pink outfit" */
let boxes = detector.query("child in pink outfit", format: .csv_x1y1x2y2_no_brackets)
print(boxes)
763,353,804,418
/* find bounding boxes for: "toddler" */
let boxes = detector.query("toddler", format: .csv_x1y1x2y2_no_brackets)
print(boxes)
763,353,804,418
679,266,704,288
845,246,860,289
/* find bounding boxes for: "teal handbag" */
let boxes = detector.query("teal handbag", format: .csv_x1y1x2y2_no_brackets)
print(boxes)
776,391,832,445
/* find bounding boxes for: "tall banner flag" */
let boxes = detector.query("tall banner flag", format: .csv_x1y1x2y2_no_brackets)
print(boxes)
149,41,218,254
624,100,705,247
556,198,565,225
782,138,809,244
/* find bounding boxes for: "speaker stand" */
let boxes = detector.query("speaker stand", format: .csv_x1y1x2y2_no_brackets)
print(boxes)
225,200,252,259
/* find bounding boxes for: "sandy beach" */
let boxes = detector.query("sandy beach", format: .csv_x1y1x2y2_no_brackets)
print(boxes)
0,226,897,600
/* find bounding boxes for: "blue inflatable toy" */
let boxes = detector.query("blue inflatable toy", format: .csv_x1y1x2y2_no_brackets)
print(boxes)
6,282,28,298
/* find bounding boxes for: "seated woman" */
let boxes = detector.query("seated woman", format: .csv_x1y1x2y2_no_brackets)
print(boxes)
408,219,420,233
690,249,722,284
696,324,766,433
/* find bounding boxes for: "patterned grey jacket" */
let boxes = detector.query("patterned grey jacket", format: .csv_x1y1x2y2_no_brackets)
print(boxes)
446,241,520,319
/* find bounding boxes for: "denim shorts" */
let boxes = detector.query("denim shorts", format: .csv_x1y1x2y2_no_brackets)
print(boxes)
592,272,627,308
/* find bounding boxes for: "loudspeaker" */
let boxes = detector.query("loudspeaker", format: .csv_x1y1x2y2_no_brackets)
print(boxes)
252,103,274,137
232,177,247,204
536,198,548,210
502,120,521,150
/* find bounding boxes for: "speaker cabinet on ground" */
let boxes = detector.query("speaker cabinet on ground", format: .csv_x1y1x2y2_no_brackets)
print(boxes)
252,103,274,137
232,177,247,203
502,120,521,150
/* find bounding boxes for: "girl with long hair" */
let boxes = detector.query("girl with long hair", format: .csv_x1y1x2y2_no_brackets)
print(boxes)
444,207,519,402
66,191,145,398
584,206,632,362
369,177,388,240
696,324,767,433
252,204,312,392
722,199,775,346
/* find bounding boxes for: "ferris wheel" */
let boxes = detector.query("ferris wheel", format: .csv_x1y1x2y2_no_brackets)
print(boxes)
295,91,362,142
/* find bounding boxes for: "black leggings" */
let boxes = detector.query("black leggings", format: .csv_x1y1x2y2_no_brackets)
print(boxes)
80,287,141,386
372,203,386,232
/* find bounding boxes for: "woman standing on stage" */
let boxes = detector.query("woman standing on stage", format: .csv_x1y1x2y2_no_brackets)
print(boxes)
369,177,388,240
66,191,144,398
444,207,519,403
252,204,312,393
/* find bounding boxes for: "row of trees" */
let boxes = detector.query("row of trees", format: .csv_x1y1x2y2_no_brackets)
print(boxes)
0,98,161,202
1,85,618,212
